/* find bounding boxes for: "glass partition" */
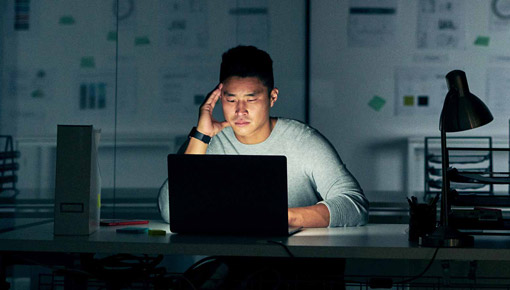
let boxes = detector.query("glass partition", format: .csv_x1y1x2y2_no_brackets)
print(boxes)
0,0,306,219
0,0,117,216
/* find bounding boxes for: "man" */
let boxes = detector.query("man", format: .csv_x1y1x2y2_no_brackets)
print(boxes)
159,45,368,227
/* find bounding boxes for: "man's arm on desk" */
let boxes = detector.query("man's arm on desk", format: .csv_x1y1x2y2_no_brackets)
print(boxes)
288,204,330,228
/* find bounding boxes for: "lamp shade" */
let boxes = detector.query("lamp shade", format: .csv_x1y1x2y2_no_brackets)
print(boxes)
440,70,493,132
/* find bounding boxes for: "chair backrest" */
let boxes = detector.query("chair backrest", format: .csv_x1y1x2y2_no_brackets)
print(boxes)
424,136,493,201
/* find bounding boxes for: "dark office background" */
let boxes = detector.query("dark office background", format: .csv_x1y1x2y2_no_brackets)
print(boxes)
1,0,510,211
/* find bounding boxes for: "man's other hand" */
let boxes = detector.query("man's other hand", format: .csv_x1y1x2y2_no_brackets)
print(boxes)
288,204,330,228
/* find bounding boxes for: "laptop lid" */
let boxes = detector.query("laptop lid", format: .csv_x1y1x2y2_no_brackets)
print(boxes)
167,154,291,236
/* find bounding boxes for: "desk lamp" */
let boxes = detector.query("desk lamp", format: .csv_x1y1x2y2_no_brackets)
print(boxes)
421,70,493,247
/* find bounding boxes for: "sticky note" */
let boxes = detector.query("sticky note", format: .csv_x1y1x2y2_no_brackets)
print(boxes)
31,89,44,98
368,95,386,111
80,57,95,68
403,95,414,106
418,95,429,106
474,36,490,47
134,36,150,46
116,227,149,234
148,229,166,236
107,31,117,41
59,16,76,25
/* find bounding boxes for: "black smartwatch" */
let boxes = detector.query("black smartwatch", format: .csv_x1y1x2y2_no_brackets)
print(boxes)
188,127,212,144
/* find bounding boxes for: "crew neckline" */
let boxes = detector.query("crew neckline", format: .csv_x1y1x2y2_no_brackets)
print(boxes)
232,117,281,147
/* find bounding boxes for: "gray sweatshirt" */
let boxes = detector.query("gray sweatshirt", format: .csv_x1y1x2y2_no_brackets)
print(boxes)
158,118,369,227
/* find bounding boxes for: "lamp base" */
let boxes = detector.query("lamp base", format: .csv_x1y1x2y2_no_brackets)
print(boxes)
420,225,474,248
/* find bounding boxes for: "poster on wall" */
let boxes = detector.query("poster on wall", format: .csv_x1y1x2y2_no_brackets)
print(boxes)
347,0,397,47
394,66,449,116
158,65,216,128
157,0,209,50
4,0,41,37
486,67,510,114
229,0,270,50
69,69,137,133
417,0,465,49
8,68,55,136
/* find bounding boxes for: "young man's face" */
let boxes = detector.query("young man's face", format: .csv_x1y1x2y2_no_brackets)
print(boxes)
221,76,278,144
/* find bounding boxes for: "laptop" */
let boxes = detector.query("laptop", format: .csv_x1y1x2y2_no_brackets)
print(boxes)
167,154,301,236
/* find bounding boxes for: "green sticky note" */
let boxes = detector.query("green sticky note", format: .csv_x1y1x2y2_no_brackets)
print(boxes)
474,36,490,46
403,95,414,106
80,57,95,68
134,36,150,46
59,16,76,25
31,89,44,98
107,31,118,41
368,95,386,111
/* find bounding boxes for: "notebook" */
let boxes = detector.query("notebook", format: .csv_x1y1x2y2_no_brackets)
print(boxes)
167,154,301,236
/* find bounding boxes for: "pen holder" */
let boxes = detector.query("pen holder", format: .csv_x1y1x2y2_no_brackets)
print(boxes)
409,203,436,242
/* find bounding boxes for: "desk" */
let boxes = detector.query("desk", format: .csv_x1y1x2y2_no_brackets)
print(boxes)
2,219,510,261
4,219,510,288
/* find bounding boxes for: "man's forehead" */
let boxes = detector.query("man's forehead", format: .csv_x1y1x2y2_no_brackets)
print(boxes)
223,76,264,86
222,77,269,93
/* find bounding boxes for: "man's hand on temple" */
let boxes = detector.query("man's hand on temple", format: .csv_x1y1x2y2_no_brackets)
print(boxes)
197,83,230,137
185,84,230,154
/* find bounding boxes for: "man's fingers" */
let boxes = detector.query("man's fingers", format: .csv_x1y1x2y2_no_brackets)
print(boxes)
202,84,223,106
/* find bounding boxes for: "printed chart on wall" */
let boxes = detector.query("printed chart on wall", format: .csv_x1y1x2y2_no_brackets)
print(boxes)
347,0,397,47
74,69,137,127
417,0,465,49
157,0,209,50
394,67,449,116
8,68,55,136
486,66,510,114
229,0,270,50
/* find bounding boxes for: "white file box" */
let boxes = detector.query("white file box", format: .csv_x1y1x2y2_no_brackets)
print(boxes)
54,125,101,236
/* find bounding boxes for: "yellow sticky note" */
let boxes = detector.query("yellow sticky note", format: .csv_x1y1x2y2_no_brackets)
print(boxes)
148,229,166,236
403,96,414,106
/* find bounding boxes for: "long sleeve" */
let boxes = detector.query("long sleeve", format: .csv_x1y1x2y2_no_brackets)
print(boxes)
302,131,369,227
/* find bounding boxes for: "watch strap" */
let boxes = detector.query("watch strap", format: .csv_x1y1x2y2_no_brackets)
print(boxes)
188,127,212,144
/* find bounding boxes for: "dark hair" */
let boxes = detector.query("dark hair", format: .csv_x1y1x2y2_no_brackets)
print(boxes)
219,45,274,91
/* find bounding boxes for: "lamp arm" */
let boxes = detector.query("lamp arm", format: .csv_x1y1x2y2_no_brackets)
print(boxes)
440,92,452,228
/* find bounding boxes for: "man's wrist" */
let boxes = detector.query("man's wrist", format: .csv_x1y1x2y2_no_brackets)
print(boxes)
188,127,212,144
